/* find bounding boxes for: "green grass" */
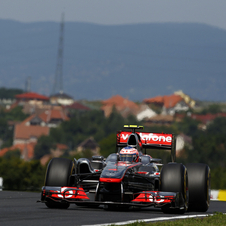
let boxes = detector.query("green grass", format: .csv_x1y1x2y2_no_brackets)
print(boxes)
111,212,226,226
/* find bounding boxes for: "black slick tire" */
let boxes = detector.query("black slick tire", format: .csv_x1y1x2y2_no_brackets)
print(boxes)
186,163,210,212
44,158,73,209
160,163,188,214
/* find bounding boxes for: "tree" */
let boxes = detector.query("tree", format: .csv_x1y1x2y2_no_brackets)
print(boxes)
34,135,56,159
0,106,28,148
4,149,20,159
5,106,28,121
0,157,45,191
0,87,23,99
207,117,226,134
174,116,199,136
99,133,117,157
179,117,226,169
47,110,133,151
71,149,93,159
200,104,223,114
0,117,13,148
211,167,226,189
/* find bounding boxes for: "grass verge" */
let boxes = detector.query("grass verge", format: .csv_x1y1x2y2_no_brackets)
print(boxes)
111,212,226,226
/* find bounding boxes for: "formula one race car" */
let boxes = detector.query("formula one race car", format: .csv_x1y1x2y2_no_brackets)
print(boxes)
39,125,211,213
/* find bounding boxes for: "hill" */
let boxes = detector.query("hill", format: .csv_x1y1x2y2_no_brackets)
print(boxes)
1,20,226,102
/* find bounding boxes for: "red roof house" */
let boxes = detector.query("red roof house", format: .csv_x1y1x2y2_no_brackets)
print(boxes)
64,102,90,111
14,124,49,143
0,142,36,161
38,109,69,125
144,94,189,115
15,92,49,101
102,95,139,118
0,106,69,161
144,94,183,108
9,92,50,113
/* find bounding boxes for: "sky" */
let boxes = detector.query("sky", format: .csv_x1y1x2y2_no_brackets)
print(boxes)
1,0,226,30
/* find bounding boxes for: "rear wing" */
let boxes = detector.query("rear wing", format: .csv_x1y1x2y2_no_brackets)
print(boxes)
116,130,176,162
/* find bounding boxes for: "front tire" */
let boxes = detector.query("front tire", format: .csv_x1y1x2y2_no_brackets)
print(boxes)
160,163,188,214
45,200,70,209
44,158,73,209
186,163,210,212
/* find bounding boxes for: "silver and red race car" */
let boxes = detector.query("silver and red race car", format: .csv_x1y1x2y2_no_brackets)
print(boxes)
39,125,210,213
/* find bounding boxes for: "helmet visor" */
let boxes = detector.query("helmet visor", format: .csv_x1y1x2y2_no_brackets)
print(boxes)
119,154,135,162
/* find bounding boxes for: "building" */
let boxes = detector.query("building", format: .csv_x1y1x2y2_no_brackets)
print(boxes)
0,107,69,160
15,92,49,105
136,104,157,121
101,95,139,118
14,115,49,145
143,93,191,115
10,92,50,114
76,137,100,156
0,142,36,161
63,101,91,117
144,115,175,127
38,108,69,127
50,92,74,106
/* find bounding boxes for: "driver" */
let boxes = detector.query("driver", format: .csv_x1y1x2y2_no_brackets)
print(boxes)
119,146,139,163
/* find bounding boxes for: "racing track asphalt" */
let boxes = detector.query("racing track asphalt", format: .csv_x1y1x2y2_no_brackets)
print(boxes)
0,191,226,226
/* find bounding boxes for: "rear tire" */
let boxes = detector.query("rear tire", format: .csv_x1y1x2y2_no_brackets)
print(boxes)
186,163,210,212
160,163,188,214
44,158,73,209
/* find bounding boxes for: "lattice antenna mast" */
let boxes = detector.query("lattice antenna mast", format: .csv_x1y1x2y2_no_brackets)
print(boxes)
52,13,65,94
25,76,31,92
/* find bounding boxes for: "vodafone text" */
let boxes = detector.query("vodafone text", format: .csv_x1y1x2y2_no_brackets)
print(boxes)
121,133,172,143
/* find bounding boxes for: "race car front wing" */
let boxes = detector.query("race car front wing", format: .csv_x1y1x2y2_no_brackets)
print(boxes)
39,186,185,209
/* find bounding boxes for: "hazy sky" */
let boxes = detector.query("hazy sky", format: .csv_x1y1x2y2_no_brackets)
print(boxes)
1,0,226,30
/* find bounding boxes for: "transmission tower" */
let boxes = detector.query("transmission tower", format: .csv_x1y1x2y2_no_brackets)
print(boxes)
25,76,31,93
52,13,65,95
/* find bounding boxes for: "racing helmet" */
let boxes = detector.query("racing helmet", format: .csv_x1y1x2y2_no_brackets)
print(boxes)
119,146,139,162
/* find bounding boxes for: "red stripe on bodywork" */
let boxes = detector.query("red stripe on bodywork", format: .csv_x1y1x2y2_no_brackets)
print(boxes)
50,187,89,199
131,192,174,203
99,178,122,183
137,171,148,175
